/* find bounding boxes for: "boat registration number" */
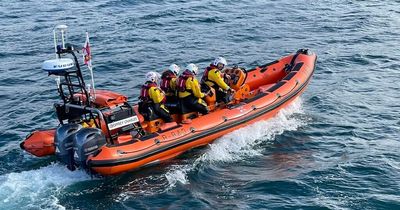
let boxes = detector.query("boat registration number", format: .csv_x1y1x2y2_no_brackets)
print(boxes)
107,116,139,130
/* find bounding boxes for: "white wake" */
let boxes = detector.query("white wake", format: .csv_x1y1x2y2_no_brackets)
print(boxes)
0,163,91,210
165,97,307,187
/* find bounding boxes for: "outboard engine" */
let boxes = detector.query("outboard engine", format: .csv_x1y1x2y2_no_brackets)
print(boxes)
73,128,106,169
54,123,82,170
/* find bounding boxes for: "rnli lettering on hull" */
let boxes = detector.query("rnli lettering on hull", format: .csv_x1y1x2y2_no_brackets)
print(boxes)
108,116,139,130
161,128,187,140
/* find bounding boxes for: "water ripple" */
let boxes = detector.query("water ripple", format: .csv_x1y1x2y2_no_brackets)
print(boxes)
0,0,399,209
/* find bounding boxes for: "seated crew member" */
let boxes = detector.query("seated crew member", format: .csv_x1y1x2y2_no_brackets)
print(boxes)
177,64,209,115
201,57,234,104
160,64,180,113
139,71,173,122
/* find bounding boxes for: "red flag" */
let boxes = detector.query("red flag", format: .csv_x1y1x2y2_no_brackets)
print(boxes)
82,32,92,68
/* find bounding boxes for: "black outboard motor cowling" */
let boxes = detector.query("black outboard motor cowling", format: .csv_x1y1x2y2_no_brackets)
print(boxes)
54,124,83,170
73,128,106,169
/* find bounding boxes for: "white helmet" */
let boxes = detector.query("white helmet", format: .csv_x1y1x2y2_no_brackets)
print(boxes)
168,64,180,75
212,57,227,66
145,71,161,83
186,63,199,75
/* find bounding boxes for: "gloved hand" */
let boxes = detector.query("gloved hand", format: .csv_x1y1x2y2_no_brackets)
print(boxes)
227,88,236,94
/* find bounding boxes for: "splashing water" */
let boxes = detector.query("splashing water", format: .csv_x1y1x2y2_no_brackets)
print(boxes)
1,98,307,206
165,97,307,188
0,163,91,209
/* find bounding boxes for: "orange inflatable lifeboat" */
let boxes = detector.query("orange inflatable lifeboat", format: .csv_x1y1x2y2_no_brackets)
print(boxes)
87,49,317,175
20,25,317,176
21,46,316,176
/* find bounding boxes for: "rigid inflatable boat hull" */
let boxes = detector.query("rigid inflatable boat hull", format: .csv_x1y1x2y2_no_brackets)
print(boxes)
89,52,316,175
20,49,316,176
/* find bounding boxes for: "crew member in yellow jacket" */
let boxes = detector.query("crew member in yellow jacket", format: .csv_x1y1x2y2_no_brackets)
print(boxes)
139,71,173,122
201,57,234,103
160,64,180,113
177,64,209,115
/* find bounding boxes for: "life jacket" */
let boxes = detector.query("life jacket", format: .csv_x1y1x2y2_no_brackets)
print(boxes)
201,65,219,88
177,70,194,92
160,70,176,92
139,82,157,102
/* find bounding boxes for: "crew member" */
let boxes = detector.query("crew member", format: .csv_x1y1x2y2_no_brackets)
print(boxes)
160,64,180,113
177,64,209,115
139,71,173,122
201,57,234,104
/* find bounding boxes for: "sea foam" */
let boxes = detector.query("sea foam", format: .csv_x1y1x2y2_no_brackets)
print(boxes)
0,163,91,209
165,98,307,188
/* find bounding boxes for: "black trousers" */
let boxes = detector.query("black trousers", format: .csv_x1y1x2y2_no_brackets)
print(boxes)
152,103,173,122
180,95,209,115
165,95,179,114
139,101,173,122
216,89,228,103
201,83,230,104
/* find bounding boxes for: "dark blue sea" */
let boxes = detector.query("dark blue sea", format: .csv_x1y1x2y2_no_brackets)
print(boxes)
1,0,399,209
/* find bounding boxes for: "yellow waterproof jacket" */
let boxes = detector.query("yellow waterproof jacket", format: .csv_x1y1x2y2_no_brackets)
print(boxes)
178,77,205,99
148,86,166,104
165,77,177,96
204,67,230,91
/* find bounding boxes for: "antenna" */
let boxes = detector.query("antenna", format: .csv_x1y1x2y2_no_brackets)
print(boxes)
53,25,68,58
44,25,75,74
43,25,91,106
